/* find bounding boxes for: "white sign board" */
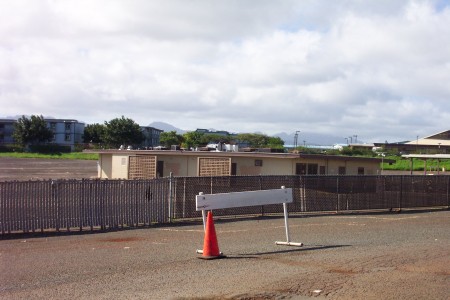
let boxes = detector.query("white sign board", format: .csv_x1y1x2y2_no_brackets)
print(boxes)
196,188,293,211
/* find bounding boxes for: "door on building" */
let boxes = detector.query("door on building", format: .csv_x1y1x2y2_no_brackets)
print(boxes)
231,163,237,175
157,161,164,177
296,163,307,175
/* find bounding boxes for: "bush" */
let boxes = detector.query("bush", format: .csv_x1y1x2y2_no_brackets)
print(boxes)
29,144,72,154
0,144,24,152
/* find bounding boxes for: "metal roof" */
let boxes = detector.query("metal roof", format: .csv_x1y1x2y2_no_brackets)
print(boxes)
402,154,450,159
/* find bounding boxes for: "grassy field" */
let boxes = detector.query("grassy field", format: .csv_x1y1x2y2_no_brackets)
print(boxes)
382,156,450,171
0,152,98,160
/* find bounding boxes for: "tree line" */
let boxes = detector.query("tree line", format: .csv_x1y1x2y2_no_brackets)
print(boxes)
12,115,284,150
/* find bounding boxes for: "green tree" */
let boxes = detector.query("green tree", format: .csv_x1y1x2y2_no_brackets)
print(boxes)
237,133,270,148
13,115,53,147
200,133,231,145
183,131,205,149
83,123,105,143
159,131,184,148
103,116,144,148
267,136,285,148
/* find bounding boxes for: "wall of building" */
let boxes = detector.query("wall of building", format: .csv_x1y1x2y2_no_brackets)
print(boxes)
160,155,196,177
231,156,292,175
98,153,382,179
112,154,131,179
98,154,113,179
100,153,133,179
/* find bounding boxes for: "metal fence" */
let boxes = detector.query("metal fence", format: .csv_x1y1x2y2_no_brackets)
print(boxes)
1,175,449,235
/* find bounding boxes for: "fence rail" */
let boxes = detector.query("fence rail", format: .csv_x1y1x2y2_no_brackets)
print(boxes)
1,175,449,235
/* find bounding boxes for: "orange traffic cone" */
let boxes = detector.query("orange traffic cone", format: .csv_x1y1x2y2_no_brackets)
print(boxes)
199,211,225,260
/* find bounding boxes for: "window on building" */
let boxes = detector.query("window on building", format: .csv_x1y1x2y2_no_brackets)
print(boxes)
338,166,346,175
255,159,263,167
50,123,57,130
65,123,71,131
319,166,326,175
198,157,231,176
358,167,365,175
65,134,71,141
308,164,318,175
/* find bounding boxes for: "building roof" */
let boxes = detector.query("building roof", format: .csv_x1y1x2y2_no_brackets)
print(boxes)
405,130,450,146
405,139,450,146
402,154,450,160
45,118,84,124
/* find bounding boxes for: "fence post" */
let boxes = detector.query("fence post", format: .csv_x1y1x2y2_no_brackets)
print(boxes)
447,176,449,209
168,172,173,223
399,176,403,211
336,176,340,213
52,180,60,232
260,175,264,216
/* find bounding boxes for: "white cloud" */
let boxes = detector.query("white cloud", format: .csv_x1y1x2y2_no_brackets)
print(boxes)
1,0,449,143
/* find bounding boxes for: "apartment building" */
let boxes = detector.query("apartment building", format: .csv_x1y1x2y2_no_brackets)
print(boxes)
0,118,84,151
0,119,16,144
46,119,85,150
141,126,163,148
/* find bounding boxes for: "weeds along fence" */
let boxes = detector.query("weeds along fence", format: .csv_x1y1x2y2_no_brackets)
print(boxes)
1,175,449,235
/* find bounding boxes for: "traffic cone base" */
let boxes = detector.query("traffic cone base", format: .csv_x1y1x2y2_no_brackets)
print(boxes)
198,211,225,260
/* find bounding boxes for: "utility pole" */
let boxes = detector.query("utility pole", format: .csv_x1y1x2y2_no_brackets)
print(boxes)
294,131,300,148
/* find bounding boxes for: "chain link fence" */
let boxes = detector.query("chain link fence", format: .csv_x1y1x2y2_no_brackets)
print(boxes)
1,175,449,235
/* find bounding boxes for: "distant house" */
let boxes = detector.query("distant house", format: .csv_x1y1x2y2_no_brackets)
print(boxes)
90,149,388,179
374,130,450,154
348,143,375,152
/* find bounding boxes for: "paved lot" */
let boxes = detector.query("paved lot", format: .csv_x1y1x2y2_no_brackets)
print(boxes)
1,210,449,299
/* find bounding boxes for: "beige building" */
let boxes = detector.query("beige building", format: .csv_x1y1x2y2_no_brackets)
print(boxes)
92,150,386,179
374,129,450,154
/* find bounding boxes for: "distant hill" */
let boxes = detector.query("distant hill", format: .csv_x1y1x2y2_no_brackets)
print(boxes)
148,121,187,134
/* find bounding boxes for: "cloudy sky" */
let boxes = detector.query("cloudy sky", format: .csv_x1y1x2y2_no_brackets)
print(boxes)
1,0,449,143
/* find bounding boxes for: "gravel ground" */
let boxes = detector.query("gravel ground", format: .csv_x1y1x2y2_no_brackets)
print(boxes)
1,211,449,299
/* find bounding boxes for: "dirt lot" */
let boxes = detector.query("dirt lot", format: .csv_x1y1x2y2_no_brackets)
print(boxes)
0,157,98,181
0,158,449,299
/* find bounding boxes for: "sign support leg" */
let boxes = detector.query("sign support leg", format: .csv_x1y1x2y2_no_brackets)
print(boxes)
275,203,303,247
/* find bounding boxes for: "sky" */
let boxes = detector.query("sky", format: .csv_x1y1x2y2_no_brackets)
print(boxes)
1,0,450,144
